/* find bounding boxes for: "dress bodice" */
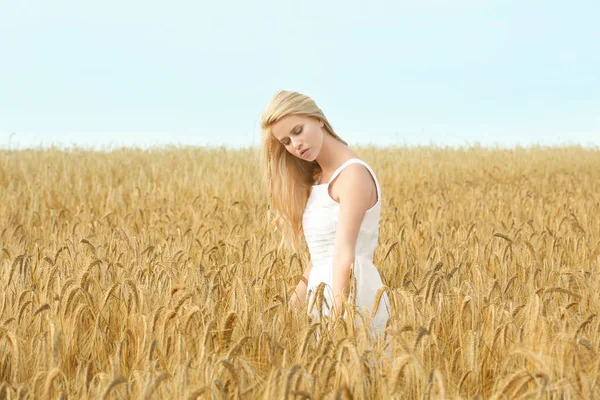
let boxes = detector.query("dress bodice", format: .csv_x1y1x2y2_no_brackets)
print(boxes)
302,158,382,267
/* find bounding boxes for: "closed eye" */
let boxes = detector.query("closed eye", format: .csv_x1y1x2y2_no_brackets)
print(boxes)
281,126,302,146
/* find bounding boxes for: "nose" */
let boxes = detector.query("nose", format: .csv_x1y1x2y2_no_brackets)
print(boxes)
291,137,302,150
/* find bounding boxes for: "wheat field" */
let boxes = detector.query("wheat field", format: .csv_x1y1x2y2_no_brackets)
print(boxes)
0,145,599,399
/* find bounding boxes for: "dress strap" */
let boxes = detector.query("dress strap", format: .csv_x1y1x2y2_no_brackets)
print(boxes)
327,158,381,201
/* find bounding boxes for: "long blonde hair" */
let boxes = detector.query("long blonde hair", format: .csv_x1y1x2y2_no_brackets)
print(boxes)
261,90,348,252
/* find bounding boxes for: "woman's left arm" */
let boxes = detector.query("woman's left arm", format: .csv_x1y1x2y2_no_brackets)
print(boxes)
331,164,377,319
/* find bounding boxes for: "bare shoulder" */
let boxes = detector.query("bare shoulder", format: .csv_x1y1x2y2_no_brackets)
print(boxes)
340,162,374,183
329,162,376,203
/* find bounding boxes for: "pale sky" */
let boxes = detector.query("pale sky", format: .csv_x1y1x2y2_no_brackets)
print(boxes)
1,0,598,150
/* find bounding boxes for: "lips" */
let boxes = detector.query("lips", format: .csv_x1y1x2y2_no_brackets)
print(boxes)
300,148,309,157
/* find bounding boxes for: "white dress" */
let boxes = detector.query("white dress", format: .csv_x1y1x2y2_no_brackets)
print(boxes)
303,158,391,340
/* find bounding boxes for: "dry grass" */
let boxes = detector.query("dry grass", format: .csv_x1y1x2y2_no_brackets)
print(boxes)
0,145,599,399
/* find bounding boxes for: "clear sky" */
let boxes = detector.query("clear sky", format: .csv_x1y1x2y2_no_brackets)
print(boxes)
1,0,598,150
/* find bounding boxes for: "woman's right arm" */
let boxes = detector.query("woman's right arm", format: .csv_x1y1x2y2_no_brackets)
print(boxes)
289,260,313,310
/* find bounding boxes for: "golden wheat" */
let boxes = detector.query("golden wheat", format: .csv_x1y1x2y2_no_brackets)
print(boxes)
0,146,598,397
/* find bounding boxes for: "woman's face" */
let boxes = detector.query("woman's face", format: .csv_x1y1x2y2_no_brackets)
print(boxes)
270,114,324,161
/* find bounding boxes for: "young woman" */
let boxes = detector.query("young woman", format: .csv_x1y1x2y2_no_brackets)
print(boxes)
260,90,391,340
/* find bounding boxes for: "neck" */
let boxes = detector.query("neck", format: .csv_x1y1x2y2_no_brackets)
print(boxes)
315,133,356,177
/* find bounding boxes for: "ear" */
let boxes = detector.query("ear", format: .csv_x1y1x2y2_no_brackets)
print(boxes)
318,119,324,128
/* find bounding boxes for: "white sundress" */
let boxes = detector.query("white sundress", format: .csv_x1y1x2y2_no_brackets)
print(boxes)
303,158,391,341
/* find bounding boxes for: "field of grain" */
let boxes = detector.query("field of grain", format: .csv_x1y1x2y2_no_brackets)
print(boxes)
0,145,599,399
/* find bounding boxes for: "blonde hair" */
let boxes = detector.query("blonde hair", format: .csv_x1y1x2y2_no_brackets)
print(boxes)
261,90,348,252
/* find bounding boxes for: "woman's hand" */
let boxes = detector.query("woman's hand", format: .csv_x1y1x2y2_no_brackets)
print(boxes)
289,260,313,310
